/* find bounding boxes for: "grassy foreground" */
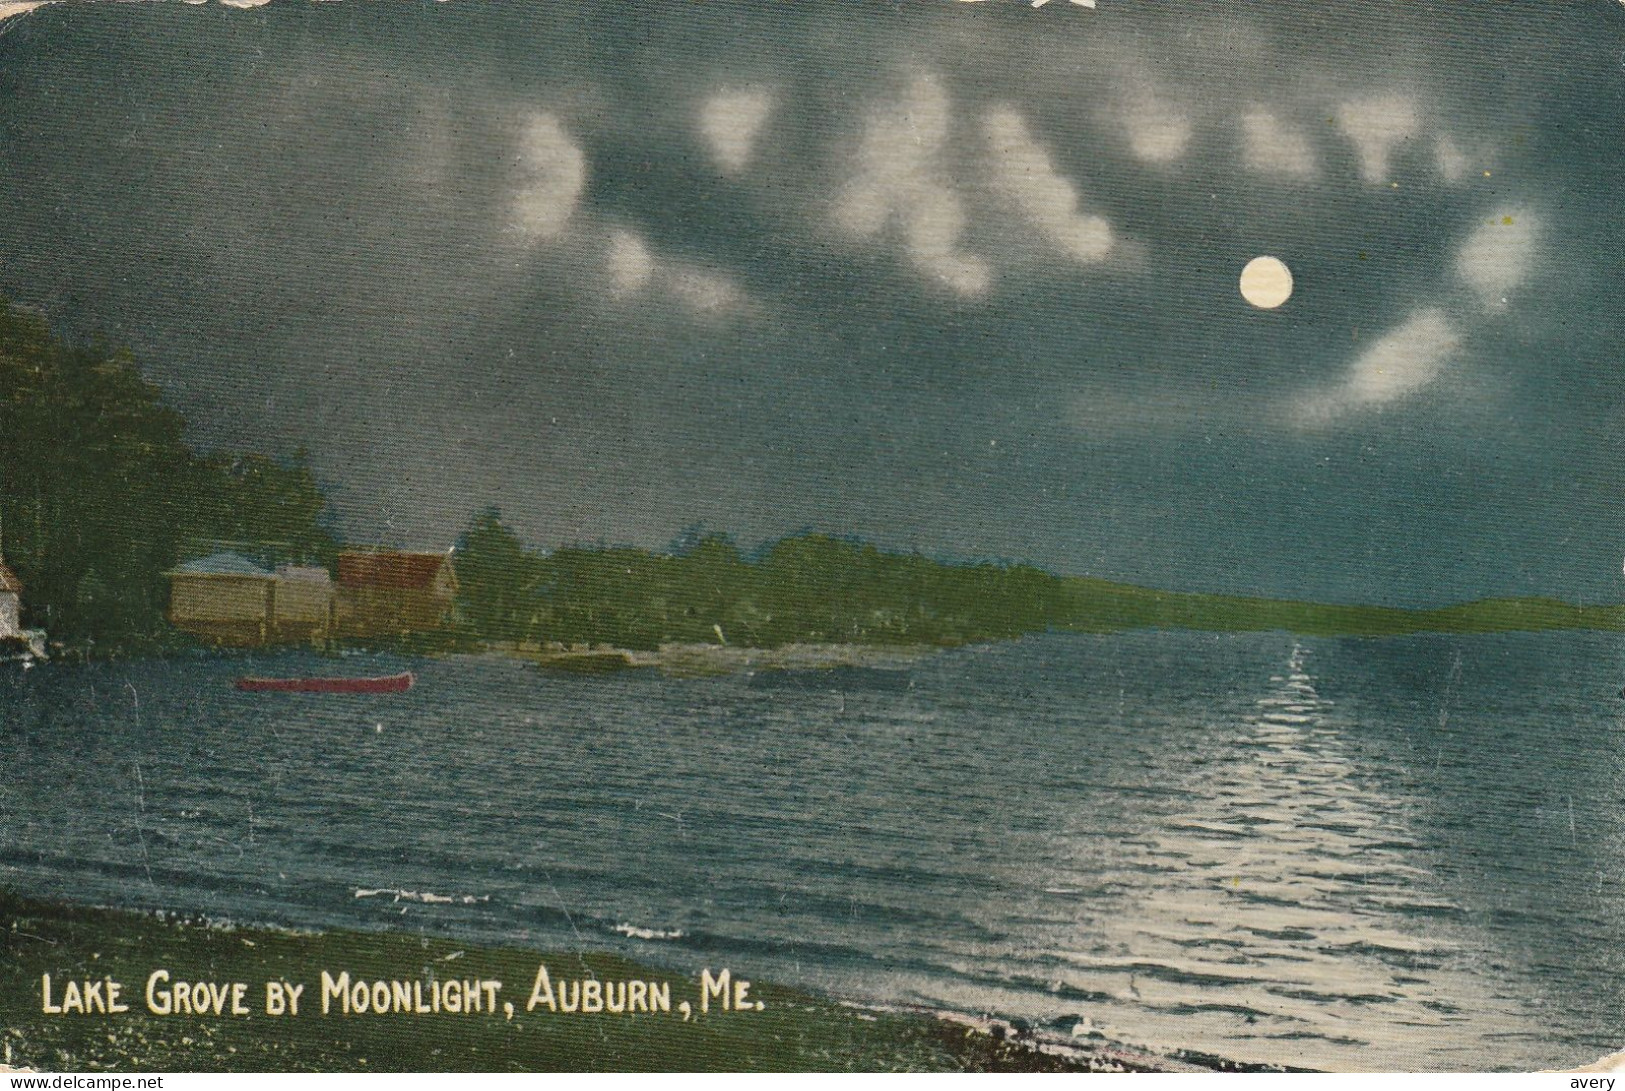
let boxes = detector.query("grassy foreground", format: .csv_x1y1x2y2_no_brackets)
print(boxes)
0,892,1198,1073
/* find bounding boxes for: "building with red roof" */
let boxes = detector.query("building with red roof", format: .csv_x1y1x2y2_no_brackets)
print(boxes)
335,549,457,638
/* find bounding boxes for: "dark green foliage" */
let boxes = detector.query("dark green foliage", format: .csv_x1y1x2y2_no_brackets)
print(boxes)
0,298,335,648
453,518,1081,650
454,511,1625,650
453,507,539,642
185,451,337,568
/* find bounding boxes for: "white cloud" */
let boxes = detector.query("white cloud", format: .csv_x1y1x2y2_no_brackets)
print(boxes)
1434,137,1469,183
1342,310,1458,403
513,112,586,241
902,184,992,295
699,88,774,175
1455,210,1535,310
606,228,653,295
1336,95,1420,183
669,269,742,314
1296,309,1460,424
835,72,989,297
602,228,743,316
837,73,951,232
1119,88,1191,164
1240,108,1317,180
984,106,1112,263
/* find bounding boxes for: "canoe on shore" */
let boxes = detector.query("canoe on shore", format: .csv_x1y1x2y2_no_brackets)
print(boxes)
234,671,415,694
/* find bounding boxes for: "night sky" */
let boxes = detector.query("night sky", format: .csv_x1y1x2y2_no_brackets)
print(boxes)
1,0,1622,606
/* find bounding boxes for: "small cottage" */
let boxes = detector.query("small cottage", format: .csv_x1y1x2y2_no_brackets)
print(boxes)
336,550,457,637
0,562,47,660
0,562,23,638
167,551,277,646
271,564,336,643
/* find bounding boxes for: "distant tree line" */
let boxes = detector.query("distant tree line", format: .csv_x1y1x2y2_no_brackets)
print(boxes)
454,508,1625,648
0,299,335,648
454,509,1084,650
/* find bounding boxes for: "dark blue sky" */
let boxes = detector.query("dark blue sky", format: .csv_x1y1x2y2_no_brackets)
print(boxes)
1,0,1622,606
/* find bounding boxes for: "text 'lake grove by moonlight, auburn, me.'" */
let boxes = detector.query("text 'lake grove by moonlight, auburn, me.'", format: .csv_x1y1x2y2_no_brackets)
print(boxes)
39,966,763,1023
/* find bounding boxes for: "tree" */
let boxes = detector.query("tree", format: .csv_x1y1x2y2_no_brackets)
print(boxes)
453,508,534,642
0,297,338,648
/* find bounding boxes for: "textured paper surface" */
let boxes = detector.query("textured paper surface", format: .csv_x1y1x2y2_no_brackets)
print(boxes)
1,0,1622,1074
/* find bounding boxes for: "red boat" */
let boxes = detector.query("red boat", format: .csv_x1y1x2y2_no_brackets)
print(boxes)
234,671,415,694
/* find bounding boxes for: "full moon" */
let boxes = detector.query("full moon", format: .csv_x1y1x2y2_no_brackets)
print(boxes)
1239,256,1293,309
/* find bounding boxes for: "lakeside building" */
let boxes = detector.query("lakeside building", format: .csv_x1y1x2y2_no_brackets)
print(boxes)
0,561,48,660
0,562,21,637
167,551,278,646
335,549,457,638
167,548,456,645
271,564,337,643
167,553,339,646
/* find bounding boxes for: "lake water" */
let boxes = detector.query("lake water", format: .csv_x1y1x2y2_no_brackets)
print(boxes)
3,631,1623,1071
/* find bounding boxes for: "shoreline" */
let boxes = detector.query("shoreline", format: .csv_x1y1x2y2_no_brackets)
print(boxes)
502,640,945,677
0,891,1287,1073
28,613,1625,669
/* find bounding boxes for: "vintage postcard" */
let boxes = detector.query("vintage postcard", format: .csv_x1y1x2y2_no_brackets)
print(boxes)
1,0,1622,1075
